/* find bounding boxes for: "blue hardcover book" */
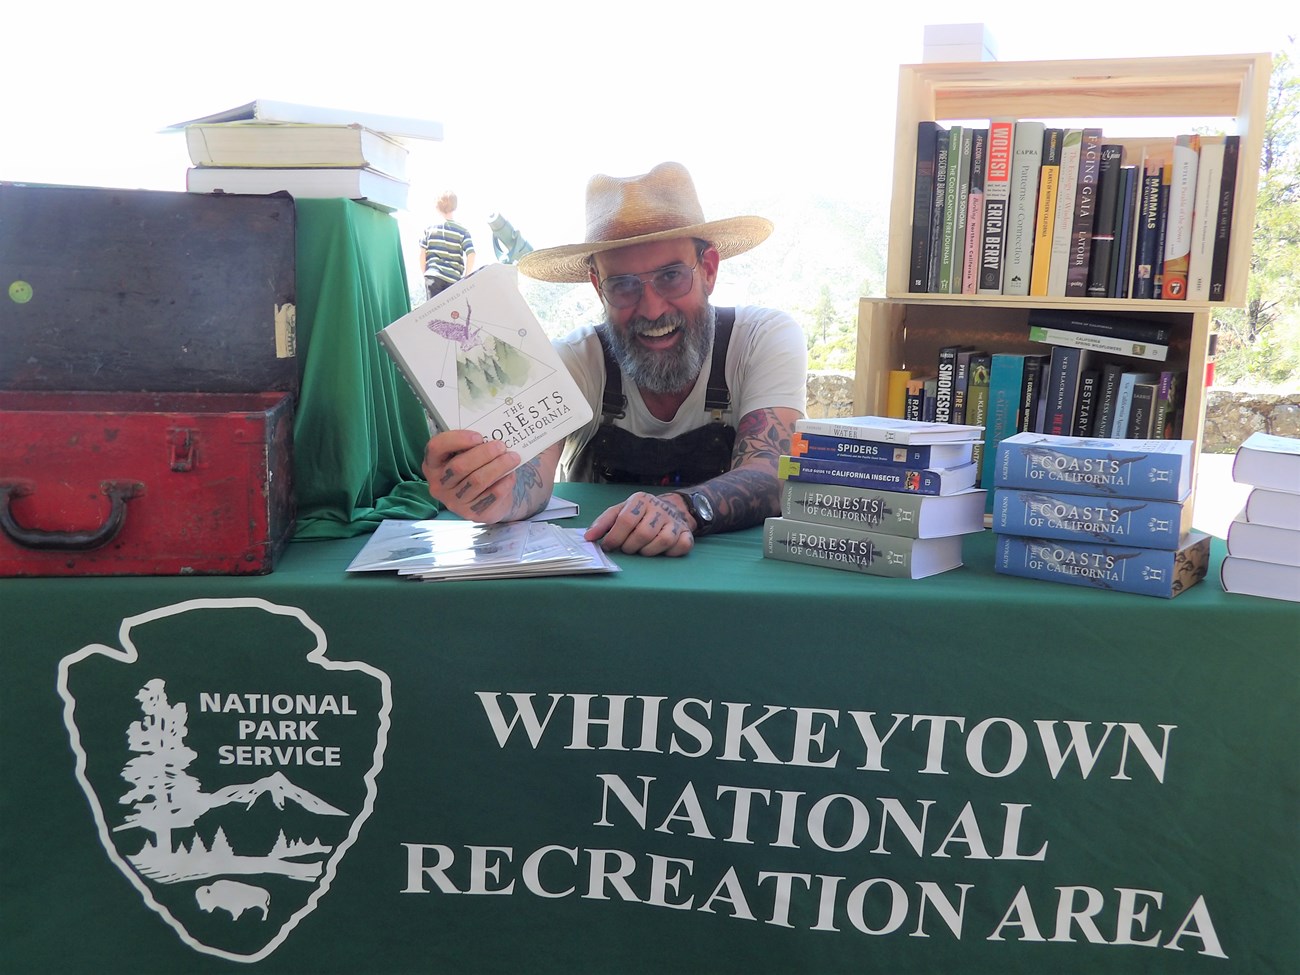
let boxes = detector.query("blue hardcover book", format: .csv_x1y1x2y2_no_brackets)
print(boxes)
992,431,1194,500
789,432,977,469
994,531,1211,598
778,455,978,496
991,488,1190,548
981,353,1027,495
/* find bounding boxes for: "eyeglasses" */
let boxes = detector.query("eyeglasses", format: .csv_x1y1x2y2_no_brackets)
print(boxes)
596,261,698,309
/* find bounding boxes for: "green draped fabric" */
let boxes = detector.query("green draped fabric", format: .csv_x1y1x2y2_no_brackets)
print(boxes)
290,199,441,538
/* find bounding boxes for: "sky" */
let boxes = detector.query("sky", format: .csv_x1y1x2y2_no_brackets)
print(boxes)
3,2,1295,274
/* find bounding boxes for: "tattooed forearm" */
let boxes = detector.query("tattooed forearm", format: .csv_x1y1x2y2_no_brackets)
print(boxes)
507,458,551,520
733,407,797,466
686,407,799,533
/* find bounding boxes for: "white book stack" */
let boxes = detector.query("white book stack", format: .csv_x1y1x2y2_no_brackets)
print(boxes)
1221,432,1300,603
172,101,444,212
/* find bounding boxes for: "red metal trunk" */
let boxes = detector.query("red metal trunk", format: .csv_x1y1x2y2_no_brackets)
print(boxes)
0,391,294,576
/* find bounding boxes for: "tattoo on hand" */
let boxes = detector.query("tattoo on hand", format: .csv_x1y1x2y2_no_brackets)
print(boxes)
439,468,457,487
469,493,497,515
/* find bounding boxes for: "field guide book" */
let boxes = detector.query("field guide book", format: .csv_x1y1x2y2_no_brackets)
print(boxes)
992,432,1193,501
763,517,963,579
991,488,1190,548
781,482,986,538
795,415,985,445
184,122,410,178
994,531,1211,598
378,264,592,471
789,431,977,469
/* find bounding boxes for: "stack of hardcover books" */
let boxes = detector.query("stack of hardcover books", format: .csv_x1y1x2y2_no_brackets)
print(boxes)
1221,432,1300,602
762,416,987,579
173,100,444,212
989,432,1209,598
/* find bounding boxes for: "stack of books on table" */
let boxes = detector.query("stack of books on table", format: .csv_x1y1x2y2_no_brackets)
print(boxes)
1221,432,1300,602
762,416,987,579
173,100,445,212
989,432,1209,598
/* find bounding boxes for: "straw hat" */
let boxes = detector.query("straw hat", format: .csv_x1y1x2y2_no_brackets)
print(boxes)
517,161,773,283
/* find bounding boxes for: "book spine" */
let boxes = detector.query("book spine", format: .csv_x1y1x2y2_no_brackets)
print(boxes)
978,119,1016,293
1152,370,1184,440
1018,354,1047,434
993,434,1191,500
961,129,988,294
778,456,965,496
1132,159,1164,300
1029,128,1063,296
1085,144,1125,297
1111,165,1138,298
1044,346,1085,437
926,132,951,293
966,353,993,480
1161,134,1200,300
1208,135,1241,302
981,354,1025,492
904,379,926,421
994,532,1210,597
1186,137,1226,301
1026,307,1173,343
887,370,912,419
1072,369,1100,438
1064,128,1104,297
763,518,930,579
1027,326,1169,362
1091,362,1126,437
780,481,932,537
991,488,1188,548
934,345,959,424
910,122,942,292
1153,165,1171,298
951,128,974,294
922,378,938,422
790,433,957,467
938,126,963,293
1125,381,1158,438
1003,121,1044,296
1110,372,1140,437
952,349,978,424
1047,129,1084,297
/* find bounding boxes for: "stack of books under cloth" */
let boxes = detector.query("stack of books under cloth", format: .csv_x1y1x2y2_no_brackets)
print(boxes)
1221,432,1300,602
763,416,987,579
989,432,1208,598
172,100,444,212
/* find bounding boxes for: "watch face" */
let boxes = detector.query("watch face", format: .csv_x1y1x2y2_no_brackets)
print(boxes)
692,492,715,524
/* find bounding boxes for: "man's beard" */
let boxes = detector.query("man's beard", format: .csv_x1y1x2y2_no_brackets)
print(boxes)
606,303,715,395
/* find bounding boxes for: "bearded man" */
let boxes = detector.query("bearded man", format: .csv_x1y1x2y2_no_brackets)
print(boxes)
421,161,807,557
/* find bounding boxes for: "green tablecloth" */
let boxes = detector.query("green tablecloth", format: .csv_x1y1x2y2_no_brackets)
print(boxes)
2,483,1297,974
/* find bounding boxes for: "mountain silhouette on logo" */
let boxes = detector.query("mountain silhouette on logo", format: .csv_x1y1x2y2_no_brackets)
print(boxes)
208,772,347,817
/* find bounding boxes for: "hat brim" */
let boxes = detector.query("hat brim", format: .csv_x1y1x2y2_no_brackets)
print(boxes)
516,216,773,283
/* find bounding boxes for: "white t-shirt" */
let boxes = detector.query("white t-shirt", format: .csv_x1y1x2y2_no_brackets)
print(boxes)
553,306,807,481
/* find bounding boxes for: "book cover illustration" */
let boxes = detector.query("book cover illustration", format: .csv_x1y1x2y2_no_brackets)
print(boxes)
992,488,1189,548
378,264,592,469
994,531,1210,598
763,517,963,579
993,431,1193,501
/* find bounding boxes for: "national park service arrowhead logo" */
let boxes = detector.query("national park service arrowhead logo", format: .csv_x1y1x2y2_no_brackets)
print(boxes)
57,598,391,963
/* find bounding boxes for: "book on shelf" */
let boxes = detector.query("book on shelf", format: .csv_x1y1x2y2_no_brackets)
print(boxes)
1151,370,1185,441
1226,519,1300,567
1085,143,1126,297
1219,557,1300,603
961,127,988,295
1003,120,1045,297
1208,135,1242,301
1153,163,1172,298
1018,353,1049,435
994,531,1211,598
904,378,927,421
1132,155,1165,300
1186,136,1227,301
185,166,409,211
1027,308,1173,344
1090,362,1127,438
926,127,951,293
938,125,964,293
934,344,971,424
1160,134,1200,300
1124,379,1159,438
345,518,619,581
951,127,976,294
1064,128,1104,297
377,263,593,470
1028,325,1169,363
170,99,444,141
1242,488,1300,530
887,369,913,418
1110,371,1160,438
1029,127,1064,296
1073,369,1101,438
951,348,982,424
978,118,1015,294
795,415,985,444
777,455,979,496
922,378,938,421
991,488,1190,548
1231,432,1300,493
980,353,1030,491
780,481,987,537
993,431,1193,501
909,122,944,292
183,123,409,178
965,353,993,475
1110,164,1139,299
1043,347,1102,437
763,517,964,579
789,432,977,469
1047,128,1084,297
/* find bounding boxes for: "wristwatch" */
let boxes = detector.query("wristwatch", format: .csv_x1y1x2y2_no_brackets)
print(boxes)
668,490,715,535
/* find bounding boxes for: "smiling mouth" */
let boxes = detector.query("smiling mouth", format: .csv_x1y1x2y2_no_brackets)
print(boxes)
638,321,680,339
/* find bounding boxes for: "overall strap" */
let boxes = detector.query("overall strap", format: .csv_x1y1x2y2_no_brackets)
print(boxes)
595,307,736,422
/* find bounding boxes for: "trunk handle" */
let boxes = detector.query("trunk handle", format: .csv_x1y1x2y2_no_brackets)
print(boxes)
0,481,143,551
